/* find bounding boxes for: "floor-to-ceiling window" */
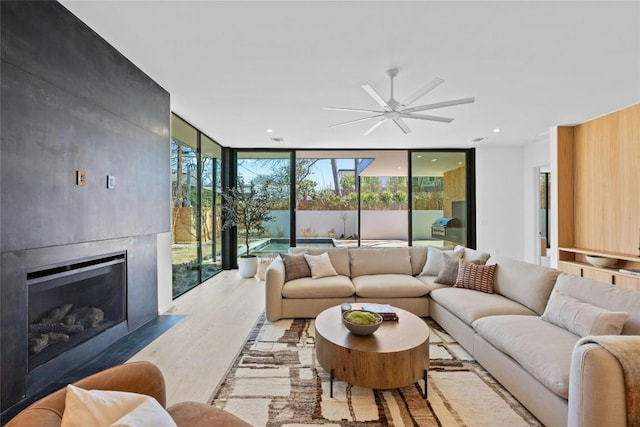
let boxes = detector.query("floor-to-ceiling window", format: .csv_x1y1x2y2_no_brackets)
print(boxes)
358,151,408,245
171,114,223,298
173,146,475,281
411,151,474,247
201,135,222,281
234,151,292,262
294,150,416,248
294,155,359,244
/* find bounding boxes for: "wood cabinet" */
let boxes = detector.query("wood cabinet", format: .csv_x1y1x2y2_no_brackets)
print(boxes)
555,104,640,291
558,248,640,291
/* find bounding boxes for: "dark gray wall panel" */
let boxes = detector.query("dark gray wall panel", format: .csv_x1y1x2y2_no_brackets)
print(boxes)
1,1,170,411
1,1,168,138
1,1,170,253
125,234,160,330
1,62,169,251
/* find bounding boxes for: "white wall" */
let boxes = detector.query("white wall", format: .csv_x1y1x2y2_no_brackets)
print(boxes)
413,210,444,240
157,231,173,314
295,210,358,238
361,211,408,240
475,146,525,260
522,138,552,263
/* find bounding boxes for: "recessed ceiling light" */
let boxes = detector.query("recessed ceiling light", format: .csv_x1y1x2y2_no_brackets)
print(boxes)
417,155,422,158
458,162,463,165
492,128,501,133
266,129,273,133
431,158,438,162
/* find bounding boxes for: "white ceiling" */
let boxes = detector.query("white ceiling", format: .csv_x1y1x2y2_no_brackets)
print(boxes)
61,1,640,150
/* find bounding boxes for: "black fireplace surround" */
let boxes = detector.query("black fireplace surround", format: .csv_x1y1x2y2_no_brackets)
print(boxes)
0,237,161,412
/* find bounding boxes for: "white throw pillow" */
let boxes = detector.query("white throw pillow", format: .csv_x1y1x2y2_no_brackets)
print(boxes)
61,384,176,427
455,244,491,264
303,252,338,279
421,246,464,276
541,291,629,337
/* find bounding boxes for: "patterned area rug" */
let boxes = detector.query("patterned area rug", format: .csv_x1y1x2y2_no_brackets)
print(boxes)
210,314,542,426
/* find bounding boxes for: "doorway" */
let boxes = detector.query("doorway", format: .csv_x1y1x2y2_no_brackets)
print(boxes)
538,167,551,266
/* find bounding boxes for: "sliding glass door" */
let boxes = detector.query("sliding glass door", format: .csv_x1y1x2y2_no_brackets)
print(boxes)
411,151,472,247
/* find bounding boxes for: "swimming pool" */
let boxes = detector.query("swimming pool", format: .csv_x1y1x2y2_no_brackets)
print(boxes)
250,238,334,255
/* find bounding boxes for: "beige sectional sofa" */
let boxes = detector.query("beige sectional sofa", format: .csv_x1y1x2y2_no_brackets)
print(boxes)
264,246,640,427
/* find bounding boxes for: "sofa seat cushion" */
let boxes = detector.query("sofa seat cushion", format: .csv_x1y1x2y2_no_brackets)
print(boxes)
430,288,537,325
352,274,431,298
282,275,355,298
415,275,450,292
472,315,580,399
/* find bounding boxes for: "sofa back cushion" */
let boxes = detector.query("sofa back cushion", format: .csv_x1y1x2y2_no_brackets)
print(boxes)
349,247,412,278
409,246,428,276
486,255,560,315
288,247,350,277
553,273,640,335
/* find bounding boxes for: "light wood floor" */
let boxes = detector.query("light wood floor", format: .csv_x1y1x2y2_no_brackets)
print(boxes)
128,270,264,406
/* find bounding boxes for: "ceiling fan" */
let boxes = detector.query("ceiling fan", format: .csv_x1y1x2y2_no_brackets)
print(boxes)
324,68,475,135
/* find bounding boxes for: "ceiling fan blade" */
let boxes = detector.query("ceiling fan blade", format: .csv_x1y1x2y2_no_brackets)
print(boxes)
401,97,475,114
400,112,454,123
399,77,445,108
330,114,383,128
392,117,412,134
363,118,385,136
323,106,384,113
361,84,392,111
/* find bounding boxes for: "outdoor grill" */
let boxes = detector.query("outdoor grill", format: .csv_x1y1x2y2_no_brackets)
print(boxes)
431,217,463,238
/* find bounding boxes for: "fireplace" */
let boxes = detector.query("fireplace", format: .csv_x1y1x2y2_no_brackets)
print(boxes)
24,253,128,395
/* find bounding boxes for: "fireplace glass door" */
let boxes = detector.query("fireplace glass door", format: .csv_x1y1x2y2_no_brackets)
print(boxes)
27,253,126,371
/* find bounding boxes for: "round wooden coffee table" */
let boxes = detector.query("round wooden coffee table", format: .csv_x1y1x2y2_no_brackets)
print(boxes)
315,304,429,397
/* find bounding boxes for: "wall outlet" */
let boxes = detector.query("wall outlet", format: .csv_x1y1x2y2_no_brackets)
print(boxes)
76,170,86,186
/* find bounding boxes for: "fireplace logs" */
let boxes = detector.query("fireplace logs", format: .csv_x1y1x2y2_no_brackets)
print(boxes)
64,307,104,328
39,303,73,324
28,304,105,354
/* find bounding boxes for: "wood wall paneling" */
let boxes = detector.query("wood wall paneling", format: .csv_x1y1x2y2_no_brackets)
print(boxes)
557,104,640,289
443,166,465,218
572,104,640,254
556,126,575,252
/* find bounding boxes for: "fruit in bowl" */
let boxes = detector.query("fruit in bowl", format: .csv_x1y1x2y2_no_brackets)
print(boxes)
342,310,383,335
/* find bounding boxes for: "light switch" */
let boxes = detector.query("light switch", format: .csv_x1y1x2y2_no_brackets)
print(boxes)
107,175,116,189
